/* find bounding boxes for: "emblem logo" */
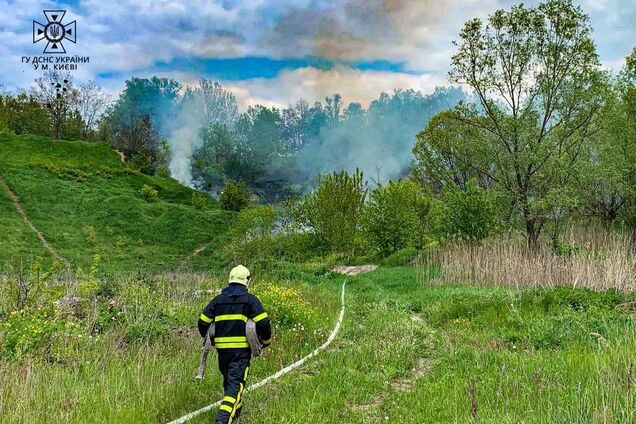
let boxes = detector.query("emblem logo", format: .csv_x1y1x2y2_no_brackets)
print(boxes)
33,10,76,54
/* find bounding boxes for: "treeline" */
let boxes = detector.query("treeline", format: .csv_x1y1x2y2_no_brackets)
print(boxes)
228,0,636,264
98,78,465,201
0,72,110,141
0,71,464,202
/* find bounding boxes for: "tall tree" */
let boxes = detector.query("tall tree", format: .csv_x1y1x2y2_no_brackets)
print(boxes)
75,81,111,140
417,0,603,251
32,71,80,139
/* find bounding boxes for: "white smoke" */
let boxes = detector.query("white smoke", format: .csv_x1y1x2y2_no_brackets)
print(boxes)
168,80,239,187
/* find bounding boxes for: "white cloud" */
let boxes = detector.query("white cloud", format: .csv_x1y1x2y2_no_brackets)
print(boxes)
223,65,450,109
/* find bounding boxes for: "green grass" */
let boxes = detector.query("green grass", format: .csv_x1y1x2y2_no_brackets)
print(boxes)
0,133,234,273
1,133,635,423
1,264,635,423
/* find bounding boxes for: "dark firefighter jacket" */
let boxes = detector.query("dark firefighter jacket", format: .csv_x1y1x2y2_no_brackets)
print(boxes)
197,283,272,350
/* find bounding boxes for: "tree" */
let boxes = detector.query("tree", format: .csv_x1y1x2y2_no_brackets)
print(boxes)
192,124,237,190
0,93,50,136
105,77,180,165
32,71,80,139
305,169,367,253
417,0,603,251
75,81,111,140
362,179,428,255
440,180,498,243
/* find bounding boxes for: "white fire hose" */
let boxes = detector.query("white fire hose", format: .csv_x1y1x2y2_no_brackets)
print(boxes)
167,280,347,424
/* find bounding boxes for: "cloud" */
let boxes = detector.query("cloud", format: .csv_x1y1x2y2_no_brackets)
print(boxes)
222,65,450,109
0,0,634,97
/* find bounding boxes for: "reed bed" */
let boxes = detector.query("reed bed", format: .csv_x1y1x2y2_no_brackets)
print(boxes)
417,230,636,291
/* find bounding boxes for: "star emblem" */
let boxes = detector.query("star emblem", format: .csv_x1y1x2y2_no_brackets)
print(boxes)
33,10,76,54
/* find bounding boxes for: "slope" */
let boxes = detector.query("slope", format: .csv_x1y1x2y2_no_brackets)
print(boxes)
0,133,234,273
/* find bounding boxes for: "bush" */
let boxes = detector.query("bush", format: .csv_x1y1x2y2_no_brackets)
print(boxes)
234,206,277,240
305,169,367,254
191,191,209,210
140,184,158,202
155,164,171,178
219,180,250,212
128,151,155,175
440,180,497,242
362,179,429,255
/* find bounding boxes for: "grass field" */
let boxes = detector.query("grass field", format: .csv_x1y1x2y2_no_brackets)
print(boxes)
2,265,635,423
0,133,234,273
2,134,636,423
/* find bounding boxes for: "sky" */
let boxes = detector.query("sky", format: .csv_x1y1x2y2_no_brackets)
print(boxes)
0,0,634,109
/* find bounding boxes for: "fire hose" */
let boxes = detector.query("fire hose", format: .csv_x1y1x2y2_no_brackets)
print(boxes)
167,280,347,424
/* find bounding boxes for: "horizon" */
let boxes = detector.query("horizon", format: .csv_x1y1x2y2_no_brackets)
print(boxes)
1,0,634,110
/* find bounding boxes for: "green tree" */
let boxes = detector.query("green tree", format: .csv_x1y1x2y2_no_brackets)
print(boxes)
362,179,428,255
1,93,51,136
219,180,250,212
415,0,603,251
584,50,636,249
305,169,367,254
440,180,498,243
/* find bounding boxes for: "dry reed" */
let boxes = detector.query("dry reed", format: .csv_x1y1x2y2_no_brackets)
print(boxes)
417,229,636,291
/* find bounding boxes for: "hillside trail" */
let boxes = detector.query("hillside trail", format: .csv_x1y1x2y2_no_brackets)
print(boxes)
0,176,71,269
175,240,216,270
167,265,377,424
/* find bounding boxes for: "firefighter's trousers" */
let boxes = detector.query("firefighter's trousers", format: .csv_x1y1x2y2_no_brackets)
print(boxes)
215,350,251,424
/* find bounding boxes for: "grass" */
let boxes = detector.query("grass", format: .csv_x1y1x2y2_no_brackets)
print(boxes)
0,266,342,423
0,133,235,273
2,134,635,423
1,263,635,423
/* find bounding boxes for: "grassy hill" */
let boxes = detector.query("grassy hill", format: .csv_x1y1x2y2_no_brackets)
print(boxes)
0,133,234,273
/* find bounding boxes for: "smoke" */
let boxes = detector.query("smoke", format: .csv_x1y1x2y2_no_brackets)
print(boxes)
167,79,239,187
168,103,202,187
298,87,467,184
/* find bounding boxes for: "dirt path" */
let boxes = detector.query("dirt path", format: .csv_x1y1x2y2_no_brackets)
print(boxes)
331,264,377,275
0,176,70,268
175,240,215,270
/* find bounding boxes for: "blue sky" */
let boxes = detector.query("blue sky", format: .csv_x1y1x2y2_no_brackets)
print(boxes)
1,0,634,108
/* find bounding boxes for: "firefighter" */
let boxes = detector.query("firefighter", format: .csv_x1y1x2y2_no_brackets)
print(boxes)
197,265,272,424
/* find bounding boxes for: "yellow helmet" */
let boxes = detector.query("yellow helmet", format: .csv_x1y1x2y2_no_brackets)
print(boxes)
229,265,251,286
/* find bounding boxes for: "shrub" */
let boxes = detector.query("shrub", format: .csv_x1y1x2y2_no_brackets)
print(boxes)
128,151,154,175
440,180,497,243
219,180,250,212
362,179,429,255
305,169,367,254
140,184,158,202
191,191,208,210
234,206,277,240
155,164,171,178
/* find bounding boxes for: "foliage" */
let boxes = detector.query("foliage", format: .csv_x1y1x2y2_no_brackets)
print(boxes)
303,169,367,254
252,284,316,329
234,205,277,240
362,179,429,255
191,191,209,210
380,247,418,266
219,180,250,212
139,184,158,202
415,0,604,251
156,164,171,178
439,180,498,242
